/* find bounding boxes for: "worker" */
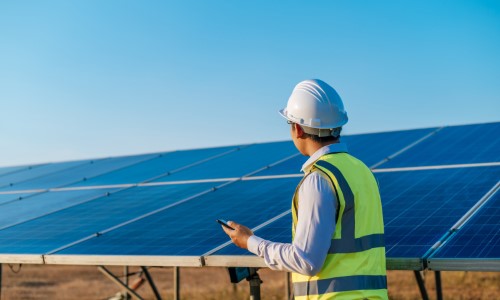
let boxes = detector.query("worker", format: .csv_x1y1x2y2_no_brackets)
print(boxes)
221,79,388,299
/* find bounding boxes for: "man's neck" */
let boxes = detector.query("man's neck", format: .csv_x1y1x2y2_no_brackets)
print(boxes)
304,140,339,156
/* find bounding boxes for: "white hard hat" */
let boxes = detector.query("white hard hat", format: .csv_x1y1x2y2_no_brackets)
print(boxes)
279,79,348,137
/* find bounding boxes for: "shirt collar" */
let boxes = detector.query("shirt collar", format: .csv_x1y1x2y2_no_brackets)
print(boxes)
301,142,348,173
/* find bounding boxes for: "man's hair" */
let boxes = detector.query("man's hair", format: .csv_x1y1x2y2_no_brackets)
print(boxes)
291,124,342,143
304,132,340,144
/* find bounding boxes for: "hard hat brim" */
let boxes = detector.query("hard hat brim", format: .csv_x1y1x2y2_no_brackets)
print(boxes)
278,108,291,122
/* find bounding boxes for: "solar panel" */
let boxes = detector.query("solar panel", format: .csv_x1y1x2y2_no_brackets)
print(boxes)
380,122,500,168
54,177,300,258
251,127,438,177
427,188,500,271
68,145,240,187
0,193,33,205
0,183,219,254
342,127,439,167
0,154,156,191
380,166,499,259
207,166,500,270
0,165,29,177
212,212,291,256
0,122,498,272
0,188,116,229
0,161,88,189
148,141,298,182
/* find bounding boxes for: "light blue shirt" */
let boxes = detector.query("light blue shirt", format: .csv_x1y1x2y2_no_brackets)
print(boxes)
247,143,348,276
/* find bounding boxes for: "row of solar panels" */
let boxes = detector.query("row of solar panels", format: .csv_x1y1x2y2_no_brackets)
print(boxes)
1,122,498,192
0,122,498,271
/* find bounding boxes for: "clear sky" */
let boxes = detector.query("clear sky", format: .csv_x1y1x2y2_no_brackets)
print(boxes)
1,1,499,167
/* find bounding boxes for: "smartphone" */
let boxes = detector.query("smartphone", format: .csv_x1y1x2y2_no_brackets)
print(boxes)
217,219,235,230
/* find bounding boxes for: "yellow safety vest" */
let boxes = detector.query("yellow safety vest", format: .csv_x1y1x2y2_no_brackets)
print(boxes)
291,152,388,300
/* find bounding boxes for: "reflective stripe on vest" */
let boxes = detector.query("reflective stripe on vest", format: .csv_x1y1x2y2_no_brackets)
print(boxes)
292,153,388,299
294,275,387,296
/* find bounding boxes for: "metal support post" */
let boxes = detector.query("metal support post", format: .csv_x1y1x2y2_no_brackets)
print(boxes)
248,268,262,300
173,267,180,300
284,272,292,300
435,271,443,300
141,267,162,300
98,266,144,300
413,271,429,300
124,266,130,300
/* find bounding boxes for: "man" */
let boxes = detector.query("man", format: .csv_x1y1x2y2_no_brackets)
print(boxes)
222,79,388,299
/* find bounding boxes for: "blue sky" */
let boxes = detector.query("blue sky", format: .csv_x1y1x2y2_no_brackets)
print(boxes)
1,1,499,167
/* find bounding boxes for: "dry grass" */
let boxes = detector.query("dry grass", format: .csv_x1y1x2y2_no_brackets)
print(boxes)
1,264,499,299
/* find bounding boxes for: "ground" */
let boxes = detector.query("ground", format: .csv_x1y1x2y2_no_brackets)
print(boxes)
1,265,499,299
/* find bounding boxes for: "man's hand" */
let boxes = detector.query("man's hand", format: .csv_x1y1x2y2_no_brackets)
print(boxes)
221,221,254,249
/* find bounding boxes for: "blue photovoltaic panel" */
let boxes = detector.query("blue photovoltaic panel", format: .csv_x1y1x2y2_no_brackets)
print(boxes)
0,161,88,189
215,213,292,256
380,122,500,168
252,127,437,177
0,193,33,205
0,154,156,191
149,141,298,182
68,145,238,187
381,166,500,258
56,177,300,256
0,183,218,254
0,188,115,229
0,165,29,177
213,166,500,259
430,190,500,259
342,127,438,167
0,122,498,270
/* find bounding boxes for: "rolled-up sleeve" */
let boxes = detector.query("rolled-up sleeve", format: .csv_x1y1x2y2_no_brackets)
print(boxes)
247,172,336,276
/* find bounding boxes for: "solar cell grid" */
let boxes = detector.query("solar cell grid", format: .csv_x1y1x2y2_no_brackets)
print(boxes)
430,189,500,259
214,212,291,256
0,182,219,254
252,127,437,177
380,166,500,258
0,122,498,271
149,141,298,182
211,166,500,263
0,153,156,191
380,122,500,168
55,177,300,256
0,165,28,177
0,193,33,205
68,145,239,187
0,188,116,229
342,127,438,167
0,160,88,189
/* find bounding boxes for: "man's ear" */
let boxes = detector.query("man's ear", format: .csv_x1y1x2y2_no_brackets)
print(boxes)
294,124,305,138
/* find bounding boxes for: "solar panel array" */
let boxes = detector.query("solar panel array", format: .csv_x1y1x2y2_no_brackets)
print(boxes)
0,122,498,271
